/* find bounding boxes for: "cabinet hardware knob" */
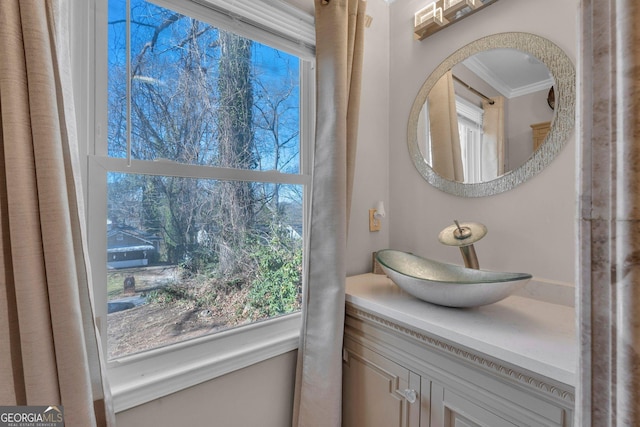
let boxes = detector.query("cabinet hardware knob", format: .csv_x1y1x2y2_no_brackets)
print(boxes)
402,388,417,403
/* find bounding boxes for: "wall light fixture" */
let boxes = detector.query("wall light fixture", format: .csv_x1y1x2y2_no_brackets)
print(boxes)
414,0,500,41
369,201,386,232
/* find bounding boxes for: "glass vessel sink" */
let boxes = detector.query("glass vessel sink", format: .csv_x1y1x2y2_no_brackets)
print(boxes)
375,249,532,308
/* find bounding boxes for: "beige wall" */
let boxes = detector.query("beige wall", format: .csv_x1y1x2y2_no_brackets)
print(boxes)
346,0,392,275
115,351,297,427
386,0,577,284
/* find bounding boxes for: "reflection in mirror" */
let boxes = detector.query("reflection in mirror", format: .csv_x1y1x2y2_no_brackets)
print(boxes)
417,48,555,184
408,33,575,197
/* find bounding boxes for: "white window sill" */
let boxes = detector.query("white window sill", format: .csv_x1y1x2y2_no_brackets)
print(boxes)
108,312,301,413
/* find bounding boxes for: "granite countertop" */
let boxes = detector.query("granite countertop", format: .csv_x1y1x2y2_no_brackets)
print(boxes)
345,273,577,387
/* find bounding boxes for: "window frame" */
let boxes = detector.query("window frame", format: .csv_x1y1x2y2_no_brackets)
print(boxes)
77,0,315,412
455,95,485,183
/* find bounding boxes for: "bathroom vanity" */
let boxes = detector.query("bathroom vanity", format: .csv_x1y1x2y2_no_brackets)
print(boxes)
342,274,576,427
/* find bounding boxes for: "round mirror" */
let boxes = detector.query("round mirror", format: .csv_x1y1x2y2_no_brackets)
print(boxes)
408,32,575,197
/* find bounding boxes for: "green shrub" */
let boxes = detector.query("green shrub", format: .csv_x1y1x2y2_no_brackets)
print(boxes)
146,285,192,305
248,235,302,319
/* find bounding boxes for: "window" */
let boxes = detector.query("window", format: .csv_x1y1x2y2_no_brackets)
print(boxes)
84,0,314,411
455,96,484,183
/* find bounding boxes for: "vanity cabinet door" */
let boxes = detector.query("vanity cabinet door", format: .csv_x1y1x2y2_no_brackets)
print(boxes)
343,337,422,427
430,383,517,427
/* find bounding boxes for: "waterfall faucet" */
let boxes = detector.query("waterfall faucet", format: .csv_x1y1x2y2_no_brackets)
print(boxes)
438,220,487,269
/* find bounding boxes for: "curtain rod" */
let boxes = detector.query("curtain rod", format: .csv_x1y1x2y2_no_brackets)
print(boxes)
452,74,495,105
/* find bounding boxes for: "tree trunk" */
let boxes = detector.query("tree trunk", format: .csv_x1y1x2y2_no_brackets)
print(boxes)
216,31,255,276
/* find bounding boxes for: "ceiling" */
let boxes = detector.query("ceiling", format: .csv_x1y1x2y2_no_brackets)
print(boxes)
461,48,554,98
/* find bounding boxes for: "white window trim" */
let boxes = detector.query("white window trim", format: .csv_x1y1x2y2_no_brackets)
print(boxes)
108,313,301,412
161,0,316,56
73,0,315,412
455,95,484,126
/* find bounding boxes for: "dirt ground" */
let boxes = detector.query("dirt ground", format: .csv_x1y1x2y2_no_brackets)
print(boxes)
108,303,231,359
106,266,252,360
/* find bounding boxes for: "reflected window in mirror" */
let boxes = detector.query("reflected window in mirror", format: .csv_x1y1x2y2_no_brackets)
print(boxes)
456,96,484,183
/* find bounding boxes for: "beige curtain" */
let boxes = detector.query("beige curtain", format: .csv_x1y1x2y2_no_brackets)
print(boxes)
0,1,115,426
428,71,463,181
292,0,366,426
481,96,505,181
